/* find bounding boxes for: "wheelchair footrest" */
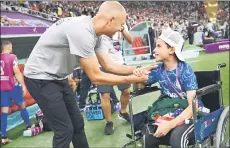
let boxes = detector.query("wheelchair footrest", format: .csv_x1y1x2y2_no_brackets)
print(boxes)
126,131,142,139
122,137,143,148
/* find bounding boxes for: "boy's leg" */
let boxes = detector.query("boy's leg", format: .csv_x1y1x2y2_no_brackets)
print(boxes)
97,85,114,135
117,84,131,122
144,132,170,148
11,85,31,128
169,123,195,148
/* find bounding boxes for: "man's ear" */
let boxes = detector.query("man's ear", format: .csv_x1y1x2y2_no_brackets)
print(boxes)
109,16,116,24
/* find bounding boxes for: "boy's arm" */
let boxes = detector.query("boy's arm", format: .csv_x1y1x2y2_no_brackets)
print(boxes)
145,68,159,85
170,64,198,127
170,90,198,127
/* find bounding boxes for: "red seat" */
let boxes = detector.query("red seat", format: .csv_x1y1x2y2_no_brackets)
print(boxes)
132,37,148,55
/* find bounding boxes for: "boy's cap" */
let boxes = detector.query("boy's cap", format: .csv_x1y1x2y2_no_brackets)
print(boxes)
159,27,185,61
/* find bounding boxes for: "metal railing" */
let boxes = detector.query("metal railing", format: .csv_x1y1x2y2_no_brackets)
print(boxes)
1,4,60,22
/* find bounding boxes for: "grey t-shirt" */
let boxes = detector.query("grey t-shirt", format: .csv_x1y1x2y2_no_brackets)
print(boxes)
24,16,108,80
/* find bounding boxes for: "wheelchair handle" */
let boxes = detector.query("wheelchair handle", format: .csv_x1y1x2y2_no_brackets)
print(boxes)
217,63,226,70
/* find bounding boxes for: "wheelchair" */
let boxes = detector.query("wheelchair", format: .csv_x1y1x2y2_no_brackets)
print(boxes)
123,63,229,148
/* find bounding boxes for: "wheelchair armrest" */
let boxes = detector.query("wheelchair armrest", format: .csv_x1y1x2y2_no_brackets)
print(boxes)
131,86,160,97
196,84,221,97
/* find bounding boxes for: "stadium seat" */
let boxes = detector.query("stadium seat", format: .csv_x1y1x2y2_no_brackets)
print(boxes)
132,37,148,55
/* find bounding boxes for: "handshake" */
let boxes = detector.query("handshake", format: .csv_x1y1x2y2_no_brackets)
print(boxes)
127,63,158,84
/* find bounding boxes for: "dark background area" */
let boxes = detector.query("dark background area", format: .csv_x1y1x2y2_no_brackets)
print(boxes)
1,36,39,59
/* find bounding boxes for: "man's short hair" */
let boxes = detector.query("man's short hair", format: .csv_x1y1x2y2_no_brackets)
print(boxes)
1,40,12,47
1,40,12,52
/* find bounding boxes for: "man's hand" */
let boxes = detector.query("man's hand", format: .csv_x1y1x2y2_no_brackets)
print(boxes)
133,63,158,77
128,73,149,83
153,121,176,137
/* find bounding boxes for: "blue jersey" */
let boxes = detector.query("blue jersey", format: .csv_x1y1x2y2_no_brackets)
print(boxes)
147,62,198,98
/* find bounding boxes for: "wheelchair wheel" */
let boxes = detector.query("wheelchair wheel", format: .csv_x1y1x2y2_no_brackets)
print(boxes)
215,106,229,148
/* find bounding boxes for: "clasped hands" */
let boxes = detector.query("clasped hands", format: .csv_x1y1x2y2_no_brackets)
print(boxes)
132,63,158,82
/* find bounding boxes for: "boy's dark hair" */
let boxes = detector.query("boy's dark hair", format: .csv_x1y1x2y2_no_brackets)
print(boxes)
1,40,12,53
165,42,171,49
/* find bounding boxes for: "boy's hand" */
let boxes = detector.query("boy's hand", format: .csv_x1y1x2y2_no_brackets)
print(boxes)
133,68,147,77
144,63,159,71
137,73,149,83
133,63,158,77
153,121,176,137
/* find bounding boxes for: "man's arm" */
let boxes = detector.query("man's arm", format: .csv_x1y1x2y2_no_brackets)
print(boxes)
96,51,136,75
13,66,26,88
121,28,133,44
80,56,147,85
97,51,158,76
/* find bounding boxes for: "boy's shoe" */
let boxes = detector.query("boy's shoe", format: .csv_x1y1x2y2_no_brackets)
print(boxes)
104,121,114,135
118,112,131,123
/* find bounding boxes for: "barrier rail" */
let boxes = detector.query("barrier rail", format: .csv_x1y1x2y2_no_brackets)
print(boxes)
1,4,59,22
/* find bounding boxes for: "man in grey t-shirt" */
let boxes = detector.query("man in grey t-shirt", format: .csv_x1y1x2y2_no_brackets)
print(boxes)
24,2,156,148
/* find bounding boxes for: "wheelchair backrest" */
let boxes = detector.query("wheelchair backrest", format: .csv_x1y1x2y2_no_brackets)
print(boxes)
195,70,221,112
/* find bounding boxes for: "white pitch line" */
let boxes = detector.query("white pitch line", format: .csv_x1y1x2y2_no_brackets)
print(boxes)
187,60,200,63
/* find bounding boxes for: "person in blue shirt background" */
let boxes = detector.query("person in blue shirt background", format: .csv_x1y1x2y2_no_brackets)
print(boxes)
144,27,203,148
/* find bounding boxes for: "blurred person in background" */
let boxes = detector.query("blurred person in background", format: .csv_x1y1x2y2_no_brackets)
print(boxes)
97,23,133,135
187,23,194,46
1,41,34,145
202,28,214,45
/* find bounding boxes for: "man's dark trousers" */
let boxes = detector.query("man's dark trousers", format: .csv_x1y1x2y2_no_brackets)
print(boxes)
24,77,89,148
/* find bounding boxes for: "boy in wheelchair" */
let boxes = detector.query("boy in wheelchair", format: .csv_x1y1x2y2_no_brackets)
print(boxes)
143,27,204,148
